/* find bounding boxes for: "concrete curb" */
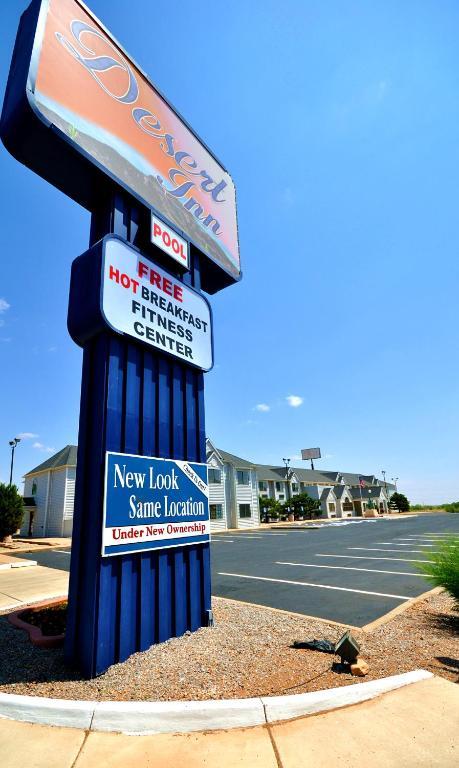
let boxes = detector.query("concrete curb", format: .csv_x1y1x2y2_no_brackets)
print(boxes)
0,670,432,735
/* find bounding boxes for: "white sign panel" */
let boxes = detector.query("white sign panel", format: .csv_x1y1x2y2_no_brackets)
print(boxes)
102,238,213,371
151,215,189,269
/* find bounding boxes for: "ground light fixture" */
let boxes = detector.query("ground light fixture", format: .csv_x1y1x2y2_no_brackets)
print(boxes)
334,631,360,665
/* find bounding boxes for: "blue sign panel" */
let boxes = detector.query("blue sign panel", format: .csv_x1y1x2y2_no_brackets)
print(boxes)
103,452,210,557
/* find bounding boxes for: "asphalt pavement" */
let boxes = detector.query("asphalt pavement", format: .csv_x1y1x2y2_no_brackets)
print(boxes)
9,513,459,627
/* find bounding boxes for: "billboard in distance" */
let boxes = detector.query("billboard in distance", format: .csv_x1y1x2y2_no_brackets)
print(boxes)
1,0,240,293
301,448,321,461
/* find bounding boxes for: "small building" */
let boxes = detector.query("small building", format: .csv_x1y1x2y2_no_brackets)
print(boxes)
21,445,77,538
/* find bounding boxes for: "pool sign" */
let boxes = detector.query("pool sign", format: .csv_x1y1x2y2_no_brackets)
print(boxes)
151,215,189,269
103,452,210,557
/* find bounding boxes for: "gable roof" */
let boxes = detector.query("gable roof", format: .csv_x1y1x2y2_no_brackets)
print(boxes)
256,465,289,482
216,448,255,469
349,486,385,500
25,445,77,476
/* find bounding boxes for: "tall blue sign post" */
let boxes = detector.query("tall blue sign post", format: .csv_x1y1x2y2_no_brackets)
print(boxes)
1,0,241,677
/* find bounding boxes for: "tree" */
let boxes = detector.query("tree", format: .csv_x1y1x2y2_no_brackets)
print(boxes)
390,492,410,513
284,493,322,520
259,496,281,522
0,483,24,542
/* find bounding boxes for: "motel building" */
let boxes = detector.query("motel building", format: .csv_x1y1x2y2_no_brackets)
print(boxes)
21,444,393,537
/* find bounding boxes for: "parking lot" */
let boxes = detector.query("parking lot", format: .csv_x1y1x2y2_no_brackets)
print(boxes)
211,514,459,627
10,514,459,628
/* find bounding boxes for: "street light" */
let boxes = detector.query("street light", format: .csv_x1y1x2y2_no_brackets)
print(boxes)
381,470,388,511
8,437,21,486
391,477,399,493
282,457,291,501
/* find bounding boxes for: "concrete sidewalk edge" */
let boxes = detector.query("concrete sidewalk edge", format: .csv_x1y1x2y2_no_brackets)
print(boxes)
0,669,432,735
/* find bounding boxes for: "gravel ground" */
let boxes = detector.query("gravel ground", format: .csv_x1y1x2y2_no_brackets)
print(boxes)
0,592,457,701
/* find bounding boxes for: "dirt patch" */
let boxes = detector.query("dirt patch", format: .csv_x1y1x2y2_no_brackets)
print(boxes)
0,592,457,701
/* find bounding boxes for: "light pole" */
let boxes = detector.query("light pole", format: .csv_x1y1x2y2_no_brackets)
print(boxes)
282,457,291,501
391,477,399,493
9,437,21,486
381,470,388,511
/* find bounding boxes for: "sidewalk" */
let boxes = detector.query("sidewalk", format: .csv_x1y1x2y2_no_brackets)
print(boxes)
0,676,457,767
0,565,68,611
0,537,70,555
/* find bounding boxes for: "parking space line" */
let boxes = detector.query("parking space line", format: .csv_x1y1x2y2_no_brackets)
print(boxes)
276,561,423,577
348,547,427,554
55,550,71,555
375,542,433,547
211,539,235,543
317,554,430,563
217,572,411,600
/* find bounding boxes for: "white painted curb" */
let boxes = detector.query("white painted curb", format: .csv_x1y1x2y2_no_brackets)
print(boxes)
261,669,432,722
0,693,95,730
92,697,266,735
0,670,433,734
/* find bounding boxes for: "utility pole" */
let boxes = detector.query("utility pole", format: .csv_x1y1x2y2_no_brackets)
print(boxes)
9,437,21,486
391,476,399,493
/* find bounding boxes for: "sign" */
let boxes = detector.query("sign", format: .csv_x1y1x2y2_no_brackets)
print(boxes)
301,448,321,460
151,215,189,269
1,0,240,293
102,238,213,370
102,452,210,557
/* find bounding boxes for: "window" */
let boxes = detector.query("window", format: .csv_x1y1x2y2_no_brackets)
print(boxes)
258,481,267,492
210,504,223,520
343,501,353,511
208,468,222,484
278,494,285,500
239,504,251,519
275,482,282,492
291,483,298,493
328,503,336,512
237,470,250,485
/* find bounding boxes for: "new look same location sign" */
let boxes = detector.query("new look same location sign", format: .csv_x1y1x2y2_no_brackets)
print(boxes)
103,238,212,371
102,452,210,557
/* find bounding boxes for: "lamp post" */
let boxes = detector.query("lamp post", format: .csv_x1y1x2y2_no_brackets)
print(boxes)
282,457,291,501
391,477,399,493
381,470,388,512
8,437,21,486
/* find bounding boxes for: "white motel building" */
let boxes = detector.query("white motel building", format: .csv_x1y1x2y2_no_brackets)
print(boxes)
21,441,395,538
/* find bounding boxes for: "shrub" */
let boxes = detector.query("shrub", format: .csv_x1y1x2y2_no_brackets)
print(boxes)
0,483,24,541
418,537,459,608
389,492,410,512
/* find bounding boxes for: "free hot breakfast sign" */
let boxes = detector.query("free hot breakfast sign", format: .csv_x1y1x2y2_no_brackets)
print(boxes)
102,452,210,557
102,238,213,371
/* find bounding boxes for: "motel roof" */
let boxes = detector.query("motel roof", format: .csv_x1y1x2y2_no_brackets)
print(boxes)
25,444,78,476
216,448,255,469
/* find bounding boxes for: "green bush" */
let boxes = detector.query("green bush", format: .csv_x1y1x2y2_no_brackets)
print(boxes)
0,483,24,541
418,537,459,607
443,502,459,513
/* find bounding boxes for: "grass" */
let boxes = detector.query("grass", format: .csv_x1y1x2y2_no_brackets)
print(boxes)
410,502,459,512
418,537,459,608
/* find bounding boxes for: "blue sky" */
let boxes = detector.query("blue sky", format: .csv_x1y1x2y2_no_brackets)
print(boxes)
1,0,458,503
